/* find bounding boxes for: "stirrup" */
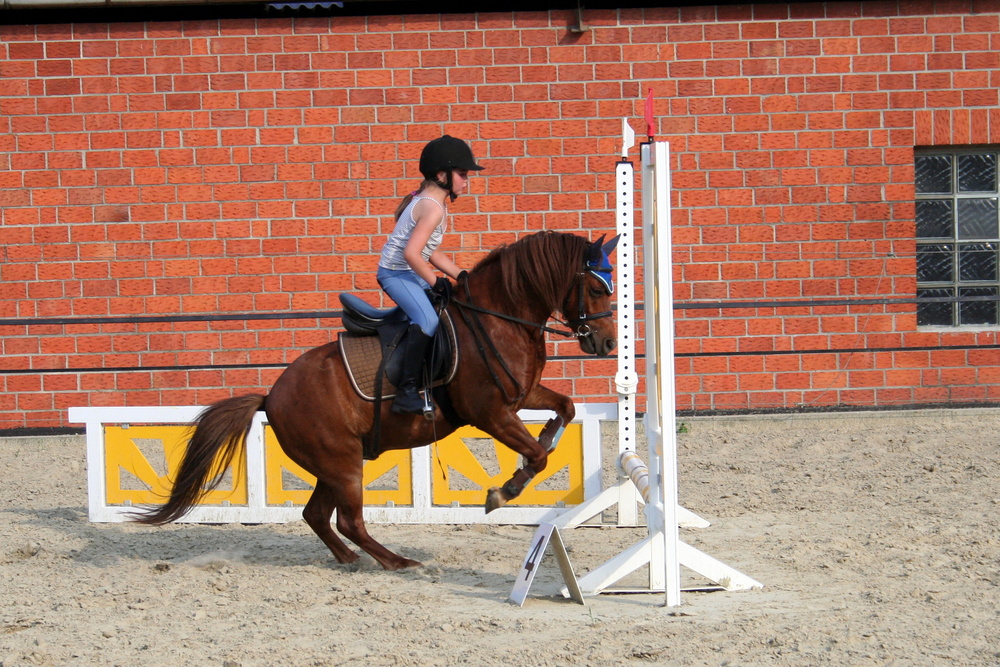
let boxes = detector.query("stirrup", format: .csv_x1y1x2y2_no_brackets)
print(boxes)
421,390,435,421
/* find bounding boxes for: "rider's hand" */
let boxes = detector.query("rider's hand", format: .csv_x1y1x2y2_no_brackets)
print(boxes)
431,276,453,306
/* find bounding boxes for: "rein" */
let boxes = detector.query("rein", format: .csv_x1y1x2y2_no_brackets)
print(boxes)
452,275,527,403
452,272,612,340
451,299,582,338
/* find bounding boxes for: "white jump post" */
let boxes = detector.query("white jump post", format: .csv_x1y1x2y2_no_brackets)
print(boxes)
643,134,682,605
614,118,642,528
511,115,761,607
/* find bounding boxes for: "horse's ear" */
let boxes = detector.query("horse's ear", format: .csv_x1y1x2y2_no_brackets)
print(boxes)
588,235,606,264
602,234,620,256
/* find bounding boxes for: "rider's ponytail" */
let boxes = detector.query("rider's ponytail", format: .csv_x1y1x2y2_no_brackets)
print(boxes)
394,180,436,221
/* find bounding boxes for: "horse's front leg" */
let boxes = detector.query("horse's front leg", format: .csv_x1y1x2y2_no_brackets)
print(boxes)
483,385,576,513
522,384,576,451
482,417,547,513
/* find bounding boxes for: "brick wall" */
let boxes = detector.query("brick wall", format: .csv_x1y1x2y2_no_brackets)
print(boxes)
3,3,1000,431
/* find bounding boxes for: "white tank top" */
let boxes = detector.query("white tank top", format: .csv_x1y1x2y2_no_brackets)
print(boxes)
378,196,448,271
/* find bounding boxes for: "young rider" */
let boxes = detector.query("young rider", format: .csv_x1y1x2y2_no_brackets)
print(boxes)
377,135,484,414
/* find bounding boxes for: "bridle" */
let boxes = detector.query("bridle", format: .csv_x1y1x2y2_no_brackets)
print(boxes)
561,271,614,339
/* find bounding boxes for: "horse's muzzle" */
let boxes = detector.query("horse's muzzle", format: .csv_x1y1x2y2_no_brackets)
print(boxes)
581,334,616,357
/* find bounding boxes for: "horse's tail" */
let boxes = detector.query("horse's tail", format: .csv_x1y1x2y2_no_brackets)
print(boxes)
132,394,266,525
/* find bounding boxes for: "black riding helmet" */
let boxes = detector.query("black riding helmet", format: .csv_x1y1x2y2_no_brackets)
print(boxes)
419,135,484,200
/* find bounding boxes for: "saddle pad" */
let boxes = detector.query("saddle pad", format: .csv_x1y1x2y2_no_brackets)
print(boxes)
339,313,458,402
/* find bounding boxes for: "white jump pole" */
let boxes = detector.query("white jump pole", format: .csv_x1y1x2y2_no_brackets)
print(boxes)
618,450,650,502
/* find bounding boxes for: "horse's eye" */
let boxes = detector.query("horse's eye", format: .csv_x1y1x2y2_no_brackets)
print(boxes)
589,287,605,298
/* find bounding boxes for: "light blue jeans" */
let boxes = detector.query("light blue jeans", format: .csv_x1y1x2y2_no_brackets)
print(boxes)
377,266,438,336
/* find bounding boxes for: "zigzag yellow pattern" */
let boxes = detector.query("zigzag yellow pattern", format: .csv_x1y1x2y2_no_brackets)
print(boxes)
103,423,585,509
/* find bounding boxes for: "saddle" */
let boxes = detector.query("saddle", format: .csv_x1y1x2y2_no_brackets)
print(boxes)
338,293,459,401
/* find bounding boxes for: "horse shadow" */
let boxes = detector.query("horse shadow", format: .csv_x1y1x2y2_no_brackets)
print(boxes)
9,505,440,566
6,505,517,601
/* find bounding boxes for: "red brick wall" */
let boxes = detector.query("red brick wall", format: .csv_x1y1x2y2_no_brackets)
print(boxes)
3,4,1000,430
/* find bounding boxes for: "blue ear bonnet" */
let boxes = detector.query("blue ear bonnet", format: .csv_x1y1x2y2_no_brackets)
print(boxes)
586,234,620,295
588,252,614,294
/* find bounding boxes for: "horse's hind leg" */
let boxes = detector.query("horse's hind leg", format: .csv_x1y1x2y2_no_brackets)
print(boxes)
305,479,418,571
286,441,419,570
303,481,359,565
332,483,422,571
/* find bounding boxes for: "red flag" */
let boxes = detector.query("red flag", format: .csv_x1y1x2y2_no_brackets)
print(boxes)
644,88,655,141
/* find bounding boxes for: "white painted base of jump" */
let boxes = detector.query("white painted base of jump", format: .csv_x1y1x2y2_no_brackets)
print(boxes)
546,452,762,598
508,514,761,604
509,473,761,602
562,533,763,598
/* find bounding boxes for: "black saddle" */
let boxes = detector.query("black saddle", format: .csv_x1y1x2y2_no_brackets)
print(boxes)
339,293,454,387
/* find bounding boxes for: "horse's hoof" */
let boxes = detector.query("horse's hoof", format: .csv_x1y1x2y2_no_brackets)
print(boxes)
384,557,422,571
485,487,508,513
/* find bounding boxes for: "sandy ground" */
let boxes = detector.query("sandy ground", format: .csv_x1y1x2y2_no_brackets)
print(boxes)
2,408,1000,666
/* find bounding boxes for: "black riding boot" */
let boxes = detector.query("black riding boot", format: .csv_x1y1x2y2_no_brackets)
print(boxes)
391,324,433,415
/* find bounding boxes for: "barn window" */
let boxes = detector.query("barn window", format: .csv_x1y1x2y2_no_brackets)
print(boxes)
916,148,1000,326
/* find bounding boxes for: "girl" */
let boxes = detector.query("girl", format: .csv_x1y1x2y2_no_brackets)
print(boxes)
377,135,484,414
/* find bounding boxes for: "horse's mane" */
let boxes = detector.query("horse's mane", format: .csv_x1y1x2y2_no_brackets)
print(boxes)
471,231,588,313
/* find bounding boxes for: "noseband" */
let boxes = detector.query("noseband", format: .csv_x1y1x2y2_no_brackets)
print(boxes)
560,272,614,339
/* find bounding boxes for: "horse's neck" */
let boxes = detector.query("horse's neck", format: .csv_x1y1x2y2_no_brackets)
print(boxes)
465,270,552,325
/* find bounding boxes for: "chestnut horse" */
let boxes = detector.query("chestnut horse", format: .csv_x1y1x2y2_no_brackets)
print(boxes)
134,231,617,570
